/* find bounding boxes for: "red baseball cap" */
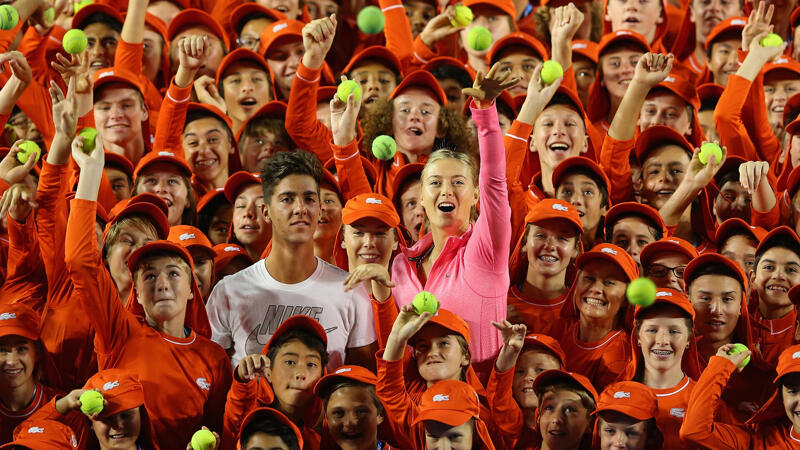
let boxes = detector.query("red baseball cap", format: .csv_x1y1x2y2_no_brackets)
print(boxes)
133,150,193,180
410,380,481,427
532,369,599,401
343,45,403,76
169,225,215,259
683,252,747,290
0,420,78,450
127,239,193,273
263,315,328,355
705,16,747,48
551,156,611,200
597,29,651,58
105,193,170,241
390,70,448,106
640,237,698,270
412,308,471,345
93,68,146,97
634,125,694,163
697,83,724,104
342,193,400,228
213,243,253,270
215,48,271,88
168,8,230,51
653,72,700,111
72,2,123,29
104,152,134,180
571,40,598,63
487,32,549,66
187,102,235,137
462,0,516,18
593,381,657,420
235,101,288,143
197,187,227,214
0,303,40,341
783,165,800,200
230,3,286,35
715,217,768,249
224,171,261,203
577,243,639,281
390,162,425,203
634,287,695,321
783,92,800,129
604,202,667,239
712,155,747,188
82,369,146,419
755,226,800,258
422,56,477,80
523,333,566,367
313,365,376,396
259,19,304,56
775,344,800,381
524,198,583,234
764,56,800,80
238,408,303,448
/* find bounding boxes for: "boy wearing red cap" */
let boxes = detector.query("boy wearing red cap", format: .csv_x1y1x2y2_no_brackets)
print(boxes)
93,69,151,168
413,380,497,449
457,0,517,73
705,18,746,87
216,49,273,135
604,202,666,269
593,380,662,449
640,237,698,291
238,408,302,450
131,150,197,227
260,20,305,101
532,370,598,450
168,225,216,300
716,218,767,275
553,156,611,250
604,0,666,47
223,171,271,261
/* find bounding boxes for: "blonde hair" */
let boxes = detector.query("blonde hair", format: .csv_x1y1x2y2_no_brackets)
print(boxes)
421,149,479,187
132,251,193,287
103,216,160,260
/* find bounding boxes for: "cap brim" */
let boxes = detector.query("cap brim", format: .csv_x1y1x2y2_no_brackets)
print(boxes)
593,404,653,421
411,409,475,427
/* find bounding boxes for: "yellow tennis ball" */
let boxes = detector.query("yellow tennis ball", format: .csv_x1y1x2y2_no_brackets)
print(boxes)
451,5,473,27
357,6,384,34
63,29,88,54
760,33,783,47
78,127,98,154
0,5,19,31
412,291,439,315
191,429,217,450
727,343,751,368
79,390,104,416
626,278,656,307
372,135,396,160
74,0,93,14
466,26,492,51
540,60,564,85
16,141,41,165
337,79,362,103
698,142,722,165
43,7,55,23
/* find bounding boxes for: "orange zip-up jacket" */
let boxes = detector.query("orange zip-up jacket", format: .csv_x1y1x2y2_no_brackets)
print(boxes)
64,199,232,450
714,74,761,161
680,356,800,449
506,287,568,333
598,135,635,205
331,139,373,198
0,212,47,314
286,63,334,164
153,79,193,158
505,120,538,250
35,161,98,391
0,383,62,444
114,39,164,123
377,0,415,72
748,292,797,370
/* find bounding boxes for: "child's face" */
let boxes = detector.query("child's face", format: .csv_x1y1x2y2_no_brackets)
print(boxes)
0,335,37,390
556,173,607,233
781,373,800,433
688,274,741,344
764,73,800,134
91,407,142,450
530,105,588,171
512,349,562,409
266,340,324,410
234,184,270,248
714,179,751,224
638,92,692,137
135,256,193,323
266,39,304,97
84,21,120,75
399,180,424,241
610,216,657,265
459,6,513,56
605,0,663,43
392,88,441,156
752,247,800,312
641,145,691,210
720,234,757,276
343,219,398,269
538,389,592,449
413,326,469,383
241,130,292,174
245,432,291,450
690,0,743,43
573,58,597,107
137,168,189,226
423,420,474,450
496,47,542,97
325,386,383,450
350,62,398,108
183,117,234,186
708,38,741,87
644,252,691,291
314,187,343,242
598,412,649,450
524,221,579,278
189,250,214,299
264,175,321,245
105,221,158,297
637,312,691,373
239,18,273,52
222,62,272,124
94,86,148,146
105,167,133,201
600,47,642,102
207,203,233,246
438,77,467,114
404,0,436,37
576,261,628,324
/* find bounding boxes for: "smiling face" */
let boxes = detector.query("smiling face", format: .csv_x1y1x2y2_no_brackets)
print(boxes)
512,349,562,410
325,386,383,450
575,260,628,324
91,406,142,450
600,46,643,104
84,21,120,74
638,92,693,136
764,72,800,134
222,62,272,125
424,420,475,450
266,39,304,99
753,247,800,313
637,310,691,375
496,46,543,97
412,325,469,383
94,85,148,147
343,218,398,269
136,168,190,226
556,173,608,234
350,61,398,110
421,157,478,236
610,216,659,266
642,145,691,210
598,412,649,450
392,88,442,158
781,373,800,433
605,0,664,43
531,105,589,171
0,335,37,392
134,255,193,324
538,388,592,449
721,234,758,275
314,186,343,243
689,274,742,344
263,174,320,245
266,339,323,411
183,117,234,188
524,221,580,279
399,179,424,240
233,184,271,249
645,252,691,291
709,37,742,87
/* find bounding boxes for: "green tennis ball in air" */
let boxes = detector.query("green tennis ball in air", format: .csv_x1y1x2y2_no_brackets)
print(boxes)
357,6,385,34
727,343,751,368
626,277,657,307
698,142,723,165
78,127,98,154
466,26,492,51
43,7,55,23
760,33,783,47
451,5,473,27
16,141,41,165
372,135,397,160
62,29,88,54
540,60,564,85
79,390,104,416
413,291,439,315
0,5,19,31
337,79,362,103
191,429,217,450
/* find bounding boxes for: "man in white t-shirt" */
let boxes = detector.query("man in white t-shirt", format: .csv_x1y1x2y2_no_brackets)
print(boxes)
206,150,377,370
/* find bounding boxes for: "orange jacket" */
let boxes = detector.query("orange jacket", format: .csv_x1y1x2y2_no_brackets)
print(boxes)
748,292,797,370
153,78,192,158
377,0,415,72
285,63,335,164
598,134,635,205
0,212,47,314
651,376,697,449
0,383,62,444
506,287,567,334
485,365,541,449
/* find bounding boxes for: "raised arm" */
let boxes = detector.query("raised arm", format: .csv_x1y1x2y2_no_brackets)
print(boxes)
486,321,527,440
659,142,726,226
330,76,372,198
115,0,148,74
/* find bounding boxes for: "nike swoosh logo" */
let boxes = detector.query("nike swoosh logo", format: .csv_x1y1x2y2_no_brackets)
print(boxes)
325,327,338,334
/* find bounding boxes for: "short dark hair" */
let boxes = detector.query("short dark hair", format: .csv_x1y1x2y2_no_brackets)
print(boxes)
260,150,322,202
184,110,233,143
556,166,610,209
716,166,741,191
320,380,384,416
240,416,300,450
686,261,744,293
430,65,472,89
754,235,800,269
605,214,663,242
266,328,329,369
80,12,123,33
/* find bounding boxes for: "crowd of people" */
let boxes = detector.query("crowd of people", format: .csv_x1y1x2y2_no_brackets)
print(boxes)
5,0,800,448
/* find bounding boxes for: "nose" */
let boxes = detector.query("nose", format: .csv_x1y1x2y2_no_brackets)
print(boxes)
568,192,583,207
362,233,376,248
709,298,724,314
155,272,171,291
288,53,301,72
244,201,256,218
240,77,255,94
292,197,309,215
655,328,671,344
550,121,567,136
294,369,306,381
365,76,381,93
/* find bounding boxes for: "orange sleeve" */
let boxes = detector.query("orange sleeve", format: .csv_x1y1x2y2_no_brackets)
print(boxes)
0,21,22,52
114,40,163,113
25,397,91,447
751,191,784,230
222,375,273,450
371,295,399,350
679,356,752,449
375,353,418,447
505,120,534,250
378,0,415,71
285,63,334,163
153,78,193,158
560,66,577,92
64,198,136,356
35,161,72,305
598,135,635,204
485,367,525,441
713,74,758,161
0,213,46,313
741,68,781,165
332,139,372,199
407,35,441,71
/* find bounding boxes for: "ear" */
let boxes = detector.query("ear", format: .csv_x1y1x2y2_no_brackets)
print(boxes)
579,134,589,154
141,107,149,122
528,136,538,154
376,412,385,426
265,366,273,383
261,202,271,224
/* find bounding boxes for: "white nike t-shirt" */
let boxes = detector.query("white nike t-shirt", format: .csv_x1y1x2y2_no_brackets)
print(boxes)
206,257,377,370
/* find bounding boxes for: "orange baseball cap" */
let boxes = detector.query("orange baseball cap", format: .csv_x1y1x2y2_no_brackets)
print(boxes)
0,420,78,450
224,171,262,203
410,379,481,427
634,125,694,163
259,19,304,56
187,102,235,138
72,2,123,29
313,365,377,396
238,408,303,448
523,198,583,235
215,48,271,88
93,68,147,98
105,193,170,241
213,243,253,269
487,32,549,66
597,29,651,58
593,381,657,420
342,193,400,228
197,187,227,214
412,308,472,345
705,16,747,48
755,226,800,259
551,156,611,201
0,303,40,341
343,45,403,76
127,239,193,273
169,225,215,259
532,369,599,401
263,315,328,355
683,252,747,290
462,0,516,18
83,369,146,419
235,101,288,143
523,333,566,367
697,83,724,105
576,243,639,282
715,218,768,249
390,70,448,106
133,150,193,180
229,3,286,35
571,40,598,63
168,8,230,51
653,72,700,111
764,56,800,81
634,287,695,321
775,344,800,381
390,162,425,204
604,202,667,238
104,152,134,180
783,165,800,200
640,237,698,270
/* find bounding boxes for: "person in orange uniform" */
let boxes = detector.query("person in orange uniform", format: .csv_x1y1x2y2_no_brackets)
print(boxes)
168,225,217,300
640,237,698,292
64,135,232,449
592,380,663,449
507,199,583,332
237,407,303,450
532,369,598,450
0,419,79,449
131,150,198,227
552,156,612,251
223,171,270,262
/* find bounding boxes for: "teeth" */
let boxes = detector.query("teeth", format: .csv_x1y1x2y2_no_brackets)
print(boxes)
652,350,673,356
538,256,558,262
550,144,569,151
768,286,788,292
584,297,605,307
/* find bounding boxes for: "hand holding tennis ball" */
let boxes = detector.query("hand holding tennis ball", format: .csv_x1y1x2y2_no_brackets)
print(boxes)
372,135,396,160
451,5,473,27
726,343,751,369
626,277,656,307
466,26,492,51
337,79,362,103
78,127,99,154
760,33,783,47
63,29,88,54
79,390,104,416
412,291,439,315
16,141,40,165
190,429,217,450
0,5,19,30
357,6,384,34
540,60,564,85
698,142,723,165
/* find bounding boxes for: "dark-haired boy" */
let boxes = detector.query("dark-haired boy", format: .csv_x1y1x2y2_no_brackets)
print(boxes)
207,150,377,372
553,156,611,249
239,408,302,450
604,202,666,270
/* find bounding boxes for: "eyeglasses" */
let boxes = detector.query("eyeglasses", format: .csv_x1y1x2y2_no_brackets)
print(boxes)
646,264,686,279
236,37,260,48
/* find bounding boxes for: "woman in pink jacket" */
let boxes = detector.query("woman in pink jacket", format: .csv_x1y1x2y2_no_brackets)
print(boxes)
390,63,523,381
